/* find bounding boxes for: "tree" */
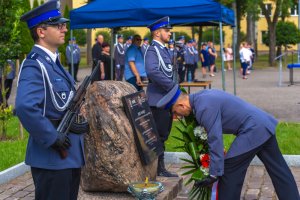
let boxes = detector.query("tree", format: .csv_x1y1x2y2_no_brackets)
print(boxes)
259,0,292,66
58,5,70,64
0,0,22,138
73,29,87,46
263,21,300,54
32,0,39,8
202,28,225,45
18,0,34,58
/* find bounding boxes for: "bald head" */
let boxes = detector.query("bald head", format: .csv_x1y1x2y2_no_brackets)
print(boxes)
97,34,104,44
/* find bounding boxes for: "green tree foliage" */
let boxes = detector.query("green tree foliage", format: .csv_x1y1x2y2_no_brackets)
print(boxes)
33,0,39,8
263,21,300,49
40,0,44,4
118,29,139,43
202,28,225,44
18,0,34,57
0,0,22,68
73,29,87,46
58,5,70,64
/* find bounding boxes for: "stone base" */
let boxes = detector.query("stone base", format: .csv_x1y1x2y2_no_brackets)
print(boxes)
78,164,183,200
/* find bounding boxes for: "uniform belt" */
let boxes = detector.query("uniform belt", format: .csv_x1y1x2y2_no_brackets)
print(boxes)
50,119,61,128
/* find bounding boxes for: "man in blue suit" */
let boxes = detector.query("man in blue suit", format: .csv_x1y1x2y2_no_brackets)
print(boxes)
145,16,178,177
15,1,84,199
157,86,300,200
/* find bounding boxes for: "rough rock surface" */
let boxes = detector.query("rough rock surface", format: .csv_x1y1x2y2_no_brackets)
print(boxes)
81,81,157,192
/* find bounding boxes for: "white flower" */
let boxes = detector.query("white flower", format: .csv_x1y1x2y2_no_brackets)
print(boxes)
193,126,207,140
200,166,209,176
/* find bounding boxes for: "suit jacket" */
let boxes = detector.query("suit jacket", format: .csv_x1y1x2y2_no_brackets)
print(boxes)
15,46,85,170
145,40,175,106
190,89,277,176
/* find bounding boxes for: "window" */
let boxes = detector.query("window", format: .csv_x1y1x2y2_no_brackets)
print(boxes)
291,4,298,16
261,31,268,44
260,3,272,16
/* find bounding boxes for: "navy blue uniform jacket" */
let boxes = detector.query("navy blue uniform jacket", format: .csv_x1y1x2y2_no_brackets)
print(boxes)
190,90,277,176
15,46,85,170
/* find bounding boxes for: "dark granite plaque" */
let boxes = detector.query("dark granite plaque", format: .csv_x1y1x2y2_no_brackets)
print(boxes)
122,91,163,165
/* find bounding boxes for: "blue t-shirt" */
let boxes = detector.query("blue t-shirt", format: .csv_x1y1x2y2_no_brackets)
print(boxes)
124,44,146,80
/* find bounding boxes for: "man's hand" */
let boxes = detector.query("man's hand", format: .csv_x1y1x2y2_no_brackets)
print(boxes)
194,175,218,188
51,133,71,151
116,64,120,69
136,75,142,86
101,73,105,80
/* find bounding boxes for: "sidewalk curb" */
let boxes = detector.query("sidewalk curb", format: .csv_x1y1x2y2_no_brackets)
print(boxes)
165,152,300,167
1,153,299,186
0,162,30,185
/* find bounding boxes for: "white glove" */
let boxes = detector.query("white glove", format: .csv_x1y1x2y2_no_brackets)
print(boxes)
116,64,120,69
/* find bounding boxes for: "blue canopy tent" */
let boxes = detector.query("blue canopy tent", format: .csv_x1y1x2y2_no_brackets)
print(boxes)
69,0,236,92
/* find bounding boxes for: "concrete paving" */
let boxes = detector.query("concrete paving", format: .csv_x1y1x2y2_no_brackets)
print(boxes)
2,66,300,199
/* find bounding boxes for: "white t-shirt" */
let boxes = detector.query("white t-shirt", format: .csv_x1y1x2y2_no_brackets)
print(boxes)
239,47,252,63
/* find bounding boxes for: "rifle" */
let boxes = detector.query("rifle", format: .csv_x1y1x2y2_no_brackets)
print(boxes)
56,66,98,159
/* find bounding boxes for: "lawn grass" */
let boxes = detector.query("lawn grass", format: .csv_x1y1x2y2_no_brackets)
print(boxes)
0,117,28,171
165,121,300,155
1,118,299,171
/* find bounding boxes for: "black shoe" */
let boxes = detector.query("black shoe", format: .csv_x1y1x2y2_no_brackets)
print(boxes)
157,168,178,177
157,156,178,177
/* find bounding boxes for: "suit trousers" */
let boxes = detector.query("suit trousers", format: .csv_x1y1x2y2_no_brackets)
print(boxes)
68,63,79,81
31,167,81,200
218,135,300,200
150,107,173,146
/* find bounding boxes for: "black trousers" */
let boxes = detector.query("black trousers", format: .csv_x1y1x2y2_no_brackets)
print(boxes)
218,135,300,200
178,64,186,83
185,64,194,81
31,167,81,200
68,63,79,81
151,107,173,146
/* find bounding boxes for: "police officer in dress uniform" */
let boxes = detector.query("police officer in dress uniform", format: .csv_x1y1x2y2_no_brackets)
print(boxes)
124,36,133,52
66,37,81,82
114,34,125,81
141,37,149,56
185,40,195,81
144,16,178,177
15,1,84,199
157,86,300,200
191,39,199,81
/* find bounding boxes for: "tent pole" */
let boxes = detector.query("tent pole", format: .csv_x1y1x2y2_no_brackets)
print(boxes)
70,30,74,79
233,26,237,95
219,22,225,91
111,28,114,80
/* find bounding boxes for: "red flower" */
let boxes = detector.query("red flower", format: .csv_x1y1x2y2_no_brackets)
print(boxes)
200,154,210,168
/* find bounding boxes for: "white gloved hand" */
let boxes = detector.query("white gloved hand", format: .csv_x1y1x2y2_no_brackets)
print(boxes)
116,64,121,69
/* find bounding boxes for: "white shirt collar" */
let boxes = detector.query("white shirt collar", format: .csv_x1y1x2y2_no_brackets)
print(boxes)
35,44,58,62
153,40,166,48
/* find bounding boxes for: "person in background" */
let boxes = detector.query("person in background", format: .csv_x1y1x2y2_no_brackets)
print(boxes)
0,59,16,105
192,39,199,81
141,37,149,56
114,34,125,81
66,37,81,82
176,41,186,83
16,1,84,199
124,35,146,91
200,43,209,78
184,40,195,82
157,85,300,200
145,16,178,177
207,41,217,77
124,36,133,52
225,44,233,71
239,42,252,79
92,34,104,72
100,42,113,80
